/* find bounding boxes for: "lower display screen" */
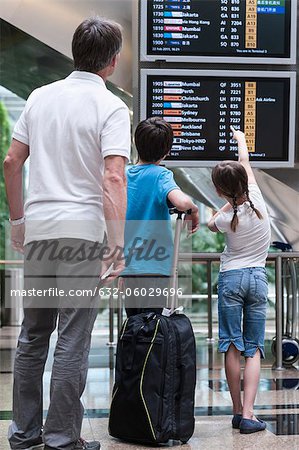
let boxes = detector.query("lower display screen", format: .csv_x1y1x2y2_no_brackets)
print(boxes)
142,70,294,166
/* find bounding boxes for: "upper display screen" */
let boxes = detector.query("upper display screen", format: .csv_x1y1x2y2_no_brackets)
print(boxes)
141,0,296,63
140,70,296,167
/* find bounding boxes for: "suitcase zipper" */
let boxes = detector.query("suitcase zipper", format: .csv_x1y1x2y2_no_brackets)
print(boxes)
139,318,161,442
172,318,182,438
158,319,177,437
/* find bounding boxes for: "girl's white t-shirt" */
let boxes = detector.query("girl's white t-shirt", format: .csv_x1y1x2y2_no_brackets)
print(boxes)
214,184,271,272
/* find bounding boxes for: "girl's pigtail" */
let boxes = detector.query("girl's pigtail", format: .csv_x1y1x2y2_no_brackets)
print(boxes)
246,189,263,220
230,197,239,232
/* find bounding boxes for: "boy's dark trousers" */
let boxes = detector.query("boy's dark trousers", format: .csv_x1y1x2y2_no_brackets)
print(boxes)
122,275,170,317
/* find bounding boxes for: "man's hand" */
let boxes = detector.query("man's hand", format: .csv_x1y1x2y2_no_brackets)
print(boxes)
11,223,25,254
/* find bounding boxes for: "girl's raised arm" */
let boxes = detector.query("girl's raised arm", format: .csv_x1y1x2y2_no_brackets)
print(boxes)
230,126,257,185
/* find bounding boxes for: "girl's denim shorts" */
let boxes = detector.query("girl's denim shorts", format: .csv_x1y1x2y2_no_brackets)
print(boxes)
217,267,268,359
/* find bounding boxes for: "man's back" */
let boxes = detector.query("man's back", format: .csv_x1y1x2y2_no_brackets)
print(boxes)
13,71,130,244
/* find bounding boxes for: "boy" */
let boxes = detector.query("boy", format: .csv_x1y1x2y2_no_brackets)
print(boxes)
122,117,199,316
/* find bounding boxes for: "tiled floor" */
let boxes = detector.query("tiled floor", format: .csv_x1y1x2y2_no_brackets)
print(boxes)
1,316,298,450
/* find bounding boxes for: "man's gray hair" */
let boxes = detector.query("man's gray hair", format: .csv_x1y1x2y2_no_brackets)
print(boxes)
72,16,122,73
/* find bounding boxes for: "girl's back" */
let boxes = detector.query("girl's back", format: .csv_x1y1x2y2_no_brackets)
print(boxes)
215,183,271,272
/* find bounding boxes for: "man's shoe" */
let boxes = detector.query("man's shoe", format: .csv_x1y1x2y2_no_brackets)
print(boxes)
240,418,266,434
232,414,242,429
74,438,101,450
44,439,100,450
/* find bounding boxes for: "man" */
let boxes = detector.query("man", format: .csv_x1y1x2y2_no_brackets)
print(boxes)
4,17,130,450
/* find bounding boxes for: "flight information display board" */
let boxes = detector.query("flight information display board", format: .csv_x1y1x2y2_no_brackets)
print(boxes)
140,69,296,167
140,0,297,63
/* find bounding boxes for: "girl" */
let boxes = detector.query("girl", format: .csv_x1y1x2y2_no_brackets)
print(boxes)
208,126,271,434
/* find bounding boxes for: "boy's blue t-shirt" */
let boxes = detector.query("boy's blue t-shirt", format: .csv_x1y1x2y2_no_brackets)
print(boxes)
123,164,180,275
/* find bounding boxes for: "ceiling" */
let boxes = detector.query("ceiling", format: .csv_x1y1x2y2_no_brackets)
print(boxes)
0,0,133,92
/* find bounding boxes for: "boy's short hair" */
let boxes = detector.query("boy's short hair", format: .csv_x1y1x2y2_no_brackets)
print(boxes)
134,117,174,163
72,17,122,73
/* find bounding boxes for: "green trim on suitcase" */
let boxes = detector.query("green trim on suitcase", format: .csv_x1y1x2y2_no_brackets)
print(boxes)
120,318,129,339
111,387,118,403
139,318,160,442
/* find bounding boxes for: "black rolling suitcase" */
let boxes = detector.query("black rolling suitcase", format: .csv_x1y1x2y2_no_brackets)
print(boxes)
108,209,196,445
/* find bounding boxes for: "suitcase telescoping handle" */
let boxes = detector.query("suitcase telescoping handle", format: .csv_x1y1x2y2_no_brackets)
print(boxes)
168,208,192,312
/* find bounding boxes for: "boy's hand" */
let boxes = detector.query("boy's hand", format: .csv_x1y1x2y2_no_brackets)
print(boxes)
185,208,199,235
100,250,125,285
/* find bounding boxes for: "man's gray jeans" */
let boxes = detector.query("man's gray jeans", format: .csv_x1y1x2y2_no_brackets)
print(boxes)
8,239,103,449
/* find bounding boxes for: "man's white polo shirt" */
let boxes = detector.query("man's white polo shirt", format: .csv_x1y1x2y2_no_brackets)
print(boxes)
12,71,131,244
